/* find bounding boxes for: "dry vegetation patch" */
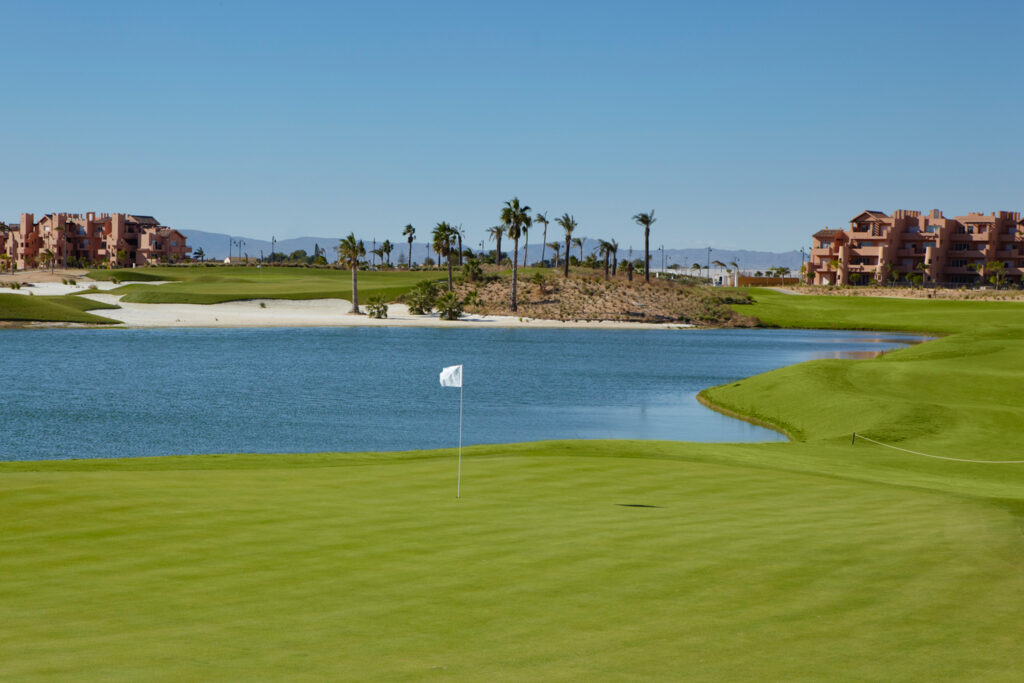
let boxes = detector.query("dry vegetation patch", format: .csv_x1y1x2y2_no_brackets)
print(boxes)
455,273,756,326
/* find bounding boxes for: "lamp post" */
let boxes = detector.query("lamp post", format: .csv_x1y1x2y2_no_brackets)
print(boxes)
706,247,712,282
660,244,665,274
272,236,276,263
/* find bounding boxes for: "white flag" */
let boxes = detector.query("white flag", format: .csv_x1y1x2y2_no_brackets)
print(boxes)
439,364,463,388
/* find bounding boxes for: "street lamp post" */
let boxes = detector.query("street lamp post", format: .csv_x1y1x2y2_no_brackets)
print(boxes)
706,247,712,282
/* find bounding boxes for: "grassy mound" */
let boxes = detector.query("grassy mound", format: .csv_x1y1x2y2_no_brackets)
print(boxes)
86,270,170,284
0,293,120,324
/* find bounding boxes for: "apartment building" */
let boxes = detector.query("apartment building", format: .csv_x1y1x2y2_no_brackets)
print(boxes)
1,212,190,270
808,209,1024,286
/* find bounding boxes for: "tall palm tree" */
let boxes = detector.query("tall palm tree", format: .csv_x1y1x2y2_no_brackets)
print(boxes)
336,233,366,314
371,246,385,268
432,222,457,291
556,213,576,278
521,223,529,269
381,239,393,267
632,209,656,283
535,212,549,265
729,261,740,287
597,240,612,280
487,225,504,266
452,225,465,266
547,241,561,269
609,239,619,276
500,197,532,312
402,224,415,268
572,236,583,263
690,262,702,278
195,247,206,263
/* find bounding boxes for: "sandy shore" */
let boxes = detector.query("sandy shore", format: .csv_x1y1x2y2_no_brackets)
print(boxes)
1,271,692,330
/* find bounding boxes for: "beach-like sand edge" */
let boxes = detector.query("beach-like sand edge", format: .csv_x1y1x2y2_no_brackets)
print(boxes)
0,273,693,330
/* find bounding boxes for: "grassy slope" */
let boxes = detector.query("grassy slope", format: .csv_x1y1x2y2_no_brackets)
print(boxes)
3,289,1024,679
86,266,442,304
0,293,120,324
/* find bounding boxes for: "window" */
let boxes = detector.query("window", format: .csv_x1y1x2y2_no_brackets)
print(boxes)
950,259,967,267
171,240,178,247
924,241,936,248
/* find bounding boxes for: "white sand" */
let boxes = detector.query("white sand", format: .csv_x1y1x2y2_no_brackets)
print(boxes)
2,273,693,329
75,293,692,329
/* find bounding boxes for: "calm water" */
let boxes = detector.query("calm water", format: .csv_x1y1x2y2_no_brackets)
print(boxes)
0,327,927,461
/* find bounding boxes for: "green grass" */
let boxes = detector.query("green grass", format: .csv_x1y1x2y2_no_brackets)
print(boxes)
0,293,120,324
85,266,443,304
4,289,1024,678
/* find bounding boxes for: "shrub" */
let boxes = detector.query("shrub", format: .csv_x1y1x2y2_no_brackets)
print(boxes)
435,291,463,320
366,294,389,319
406,280,440,315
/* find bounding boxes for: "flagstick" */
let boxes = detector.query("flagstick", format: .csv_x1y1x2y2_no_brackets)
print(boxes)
457,383,463,499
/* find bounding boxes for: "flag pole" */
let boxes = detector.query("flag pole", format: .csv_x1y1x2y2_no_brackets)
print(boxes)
457,383,463,499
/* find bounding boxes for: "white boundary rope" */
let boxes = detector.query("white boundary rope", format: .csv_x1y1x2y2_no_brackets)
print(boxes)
853,432,1024,464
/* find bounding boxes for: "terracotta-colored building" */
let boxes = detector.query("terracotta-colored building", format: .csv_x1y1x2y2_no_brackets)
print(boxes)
1,212,190,270
808,209,1024,286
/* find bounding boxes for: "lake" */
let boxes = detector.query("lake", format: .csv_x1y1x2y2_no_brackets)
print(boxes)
0,327,928,461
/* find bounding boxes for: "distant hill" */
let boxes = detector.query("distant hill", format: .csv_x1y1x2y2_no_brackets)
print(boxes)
181,229,801,272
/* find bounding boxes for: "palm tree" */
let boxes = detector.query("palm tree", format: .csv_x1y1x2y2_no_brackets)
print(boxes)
487,225,504,266
535,212,549,265
336,233,366,314
690,262,701,278
432,222,457,291
402,224,415,268
729,261,740,286
371,246,385,268
194,247,206,263
572,236,584,263
521,222,529,269
632,210,656,283
381,239,393,267
609,239,619,276
547,241,561,269
556,213,576,278
452,225,465,266
40,248,55,274
500,197,532,312
597,239,612,280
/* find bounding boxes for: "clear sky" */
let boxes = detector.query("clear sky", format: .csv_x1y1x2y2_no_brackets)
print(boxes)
3,0,1022,252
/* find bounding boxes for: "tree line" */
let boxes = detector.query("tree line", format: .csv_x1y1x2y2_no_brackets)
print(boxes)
336,197,659,314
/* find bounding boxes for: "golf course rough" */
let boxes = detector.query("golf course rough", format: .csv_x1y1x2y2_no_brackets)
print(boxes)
2,289,1024,679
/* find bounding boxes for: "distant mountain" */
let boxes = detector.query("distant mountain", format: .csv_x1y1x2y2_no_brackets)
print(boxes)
181,229,801,272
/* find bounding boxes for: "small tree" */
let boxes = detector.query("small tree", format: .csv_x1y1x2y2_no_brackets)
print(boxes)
406,280,439,314
366,294,389,319
435,291,464,320
980,260,1006,289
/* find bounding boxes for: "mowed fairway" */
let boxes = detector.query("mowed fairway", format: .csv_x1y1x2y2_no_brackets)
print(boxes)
3,289,1024,679
86,266,441,305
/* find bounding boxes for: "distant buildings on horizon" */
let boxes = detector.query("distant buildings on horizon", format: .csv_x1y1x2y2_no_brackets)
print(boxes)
1,212,190,270
808,209,1024,287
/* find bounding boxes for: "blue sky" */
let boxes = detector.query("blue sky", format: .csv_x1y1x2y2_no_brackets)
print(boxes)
3,0,1022,252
